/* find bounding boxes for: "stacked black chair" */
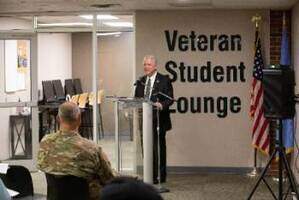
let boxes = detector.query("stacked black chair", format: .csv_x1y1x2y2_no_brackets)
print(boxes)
40,80,64,138
73,78,83,94
52,80,65,102
42,81,56,103
79,108,93,139
41,78,104,140
64,79,75,97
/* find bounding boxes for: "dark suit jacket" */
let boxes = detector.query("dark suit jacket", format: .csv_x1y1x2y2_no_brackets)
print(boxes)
134,72,174,131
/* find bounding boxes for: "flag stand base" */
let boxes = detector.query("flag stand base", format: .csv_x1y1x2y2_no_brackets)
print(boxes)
247,167,258,178
156,184,170,193
247,119,299,200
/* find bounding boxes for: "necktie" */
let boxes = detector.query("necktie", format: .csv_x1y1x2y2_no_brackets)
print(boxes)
145,78,151,99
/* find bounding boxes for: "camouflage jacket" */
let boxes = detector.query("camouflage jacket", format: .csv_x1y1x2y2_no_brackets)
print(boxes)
37,130,114,200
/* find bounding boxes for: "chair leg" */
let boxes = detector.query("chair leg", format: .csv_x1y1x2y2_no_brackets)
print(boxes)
98,105,105,139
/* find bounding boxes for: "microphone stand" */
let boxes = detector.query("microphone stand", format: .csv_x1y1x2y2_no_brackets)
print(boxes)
154,91,175,193
155,97,170,193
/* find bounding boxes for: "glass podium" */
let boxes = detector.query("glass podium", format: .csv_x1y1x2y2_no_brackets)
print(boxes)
107,96,154,184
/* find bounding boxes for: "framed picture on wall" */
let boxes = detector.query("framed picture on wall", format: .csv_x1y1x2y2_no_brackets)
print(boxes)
17,40,29,73
4,40,30,93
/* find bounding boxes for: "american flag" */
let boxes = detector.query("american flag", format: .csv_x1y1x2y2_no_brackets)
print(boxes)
250,31,270,154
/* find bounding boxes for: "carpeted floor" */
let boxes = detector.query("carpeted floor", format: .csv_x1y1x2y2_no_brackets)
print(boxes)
161,173,292,200
30,171,295,200
24,139,296,199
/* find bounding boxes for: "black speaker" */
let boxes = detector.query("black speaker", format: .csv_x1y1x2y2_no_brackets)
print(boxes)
262,66,295,119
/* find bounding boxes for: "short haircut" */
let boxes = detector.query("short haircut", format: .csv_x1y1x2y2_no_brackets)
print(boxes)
143,55,157,66
100,177,163,200
58,102,80,123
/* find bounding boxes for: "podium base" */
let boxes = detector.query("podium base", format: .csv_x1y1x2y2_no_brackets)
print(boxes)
247,167,258,177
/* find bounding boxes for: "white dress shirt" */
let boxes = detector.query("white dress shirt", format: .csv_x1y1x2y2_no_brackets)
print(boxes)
144,71,157,99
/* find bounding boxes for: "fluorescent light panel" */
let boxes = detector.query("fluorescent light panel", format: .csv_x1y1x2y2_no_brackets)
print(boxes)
38,22,92,27
80,15,119,20
103,22,133,27
97,32,122,36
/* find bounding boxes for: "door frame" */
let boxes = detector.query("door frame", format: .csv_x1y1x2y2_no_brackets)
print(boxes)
0,32,38,170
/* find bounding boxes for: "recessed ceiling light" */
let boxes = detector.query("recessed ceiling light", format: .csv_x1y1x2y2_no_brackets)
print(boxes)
79,15,119,20
38,22,92,27
97,32,122,36
103,22,133,28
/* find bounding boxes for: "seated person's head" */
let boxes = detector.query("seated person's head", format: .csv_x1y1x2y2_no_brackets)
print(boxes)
100,177,163,200
58,102,81,131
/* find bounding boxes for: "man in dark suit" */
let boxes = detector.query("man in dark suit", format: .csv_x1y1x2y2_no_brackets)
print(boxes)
135,55,174,184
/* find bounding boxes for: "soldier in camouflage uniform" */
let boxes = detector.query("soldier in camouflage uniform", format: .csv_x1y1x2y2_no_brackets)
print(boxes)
37,102,114,200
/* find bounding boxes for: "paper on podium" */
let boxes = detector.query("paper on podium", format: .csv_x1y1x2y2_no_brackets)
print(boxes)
88,90,104,105
88,93,95,105
98,90,104,104
0,163,9,174
70,95,80,104
78,93,88,108
7,188,19,197
88,93,94,105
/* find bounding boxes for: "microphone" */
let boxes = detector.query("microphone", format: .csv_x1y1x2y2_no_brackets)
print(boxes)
154,91,177,102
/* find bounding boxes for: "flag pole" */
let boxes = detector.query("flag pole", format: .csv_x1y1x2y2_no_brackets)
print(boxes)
248,14,262,178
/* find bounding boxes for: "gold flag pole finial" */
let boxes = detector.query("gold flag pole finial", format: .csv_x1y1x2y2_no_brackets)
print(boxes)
251,14,262,28
282,12,286,27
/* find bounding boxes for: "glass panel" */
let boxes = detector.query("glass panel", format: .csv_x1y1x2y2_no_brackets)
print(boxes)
0,107,32,160
98,100,117,170
98,102,141,176
0,39,31,103
134,108,144,178
119,108,135,175
95,14,134,174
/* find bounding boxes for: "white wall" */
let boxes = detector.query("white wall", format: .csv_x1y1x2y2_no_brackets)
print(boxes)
292,2,299,181
135,10,270,168
72,33,92,92
38,33,72,100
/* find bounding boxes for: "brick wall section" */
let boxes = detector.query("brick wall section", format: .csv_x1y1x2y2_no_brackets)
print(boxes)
268,10,291,174
270,10,291,64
